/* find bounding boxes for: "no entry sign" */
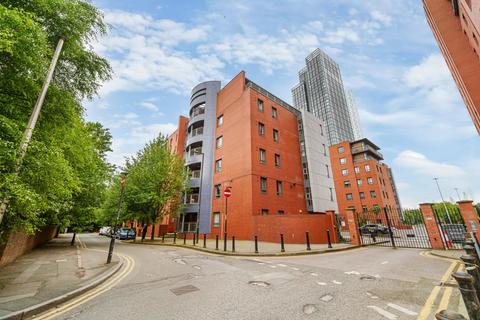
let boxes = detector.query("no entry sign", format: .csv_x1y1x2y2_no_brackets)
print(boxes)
224,188,232,198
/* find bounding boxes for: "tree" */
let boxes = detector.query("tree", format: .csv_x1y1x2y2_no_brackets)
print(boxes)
432,202,462,224
123,137,188,241
0,0,112,238
402,209,423,225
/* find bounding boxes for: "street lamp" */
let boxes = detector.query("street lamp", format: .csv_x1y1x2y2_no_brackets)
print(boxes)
107,171,128,264
433,177,453,224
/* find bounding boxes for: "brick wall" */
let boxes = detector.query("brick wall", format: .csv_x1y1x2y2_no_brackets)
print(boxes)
0,225,58,267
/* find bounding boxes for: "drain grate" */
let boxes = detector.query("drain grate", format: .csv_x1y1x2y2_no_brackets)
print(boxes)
170,285,199,296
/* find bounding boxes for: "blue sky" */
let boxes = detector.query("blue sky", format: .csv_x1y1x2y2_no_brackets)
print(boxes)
85,0,479,207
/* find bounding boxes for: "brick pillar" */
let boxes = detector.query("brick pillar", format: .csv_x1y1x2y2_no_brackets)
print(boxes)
420,203,445,250
346,208,361,246
458,200,480,240
326,210,338,243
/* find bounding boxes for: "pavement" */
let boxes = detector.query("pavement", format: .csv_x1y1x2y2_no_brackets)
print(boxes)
430,249,464,260
0,234,120,319
128,237,353,255
38,234,466,320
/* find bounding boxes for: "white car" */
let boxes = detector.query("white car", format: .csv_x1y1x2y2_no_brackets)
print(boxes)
99,226,112,236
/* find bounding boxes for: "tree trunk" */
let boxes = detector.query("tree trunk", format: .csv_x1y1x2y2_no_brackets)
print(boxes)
70,232,76,246
55,226,60,238
151,224,155,241
141,224,147,242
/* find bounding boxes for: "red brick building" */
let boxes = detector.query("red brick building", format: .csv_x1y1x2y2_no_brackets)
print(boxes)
424,0,480,133
329,138,401,222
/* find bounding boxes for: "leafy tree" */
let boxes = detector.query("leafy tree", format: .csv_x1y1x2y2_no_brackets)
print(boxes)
432,202,462,224
402,209,423,225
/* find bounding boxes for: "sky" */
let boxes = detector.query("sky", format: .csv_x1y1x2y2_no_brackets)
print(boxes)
85,0,480,207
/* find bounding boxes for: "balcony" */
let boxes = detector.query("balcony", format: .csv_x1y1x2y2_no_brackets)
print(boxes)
351,144,383,160
179,222,197,233
189,127,203,138
185,193,199,204
191,170,201,179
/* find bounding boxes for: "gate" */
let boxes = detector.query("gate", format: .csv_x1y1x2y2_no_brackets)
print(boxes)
434,206,466,249
336,215,351,243
357,206,432,249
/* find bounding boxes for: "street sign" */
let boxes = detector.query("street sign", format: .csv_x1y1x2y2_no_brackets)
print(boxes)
224,188,232,198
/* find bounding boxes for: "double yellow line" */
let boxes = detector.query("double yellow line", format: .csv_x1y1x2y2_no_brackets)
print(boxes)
417,251,461,320
35,238,135,319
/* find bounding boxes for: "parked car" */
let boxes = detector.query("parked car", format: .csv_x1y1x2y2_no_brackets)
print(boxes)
115,228,136,240
443,224,466,243
360,224,389,234
99,226,111,236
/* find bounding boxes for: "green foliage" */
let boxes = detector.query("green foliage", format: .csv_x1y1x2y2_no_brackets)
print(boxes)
433,202,462,224
0,0,113,235
402,209,423,225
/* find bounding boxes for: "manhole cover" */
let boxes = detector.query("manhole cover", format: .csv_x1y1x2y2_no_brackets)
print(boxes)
170,285,199,296
303,304,318,315
360,275,376,280
320,294,333,302
248,281,270,287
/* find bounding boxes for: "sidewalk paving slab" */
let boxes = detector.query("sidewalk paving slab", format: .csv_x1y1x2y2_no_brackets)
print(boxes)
430,249,464,260
0,234,120,319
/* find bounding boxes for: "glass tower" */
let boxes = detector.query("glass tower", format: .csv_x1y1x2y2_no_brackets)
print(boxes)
292,48,357,145
345,89,363,141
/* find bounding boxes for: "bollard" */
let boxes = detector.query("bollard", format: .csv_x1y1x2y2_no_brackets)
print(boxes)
452,272,480,319
232,236,235,252
464,245,479,265
435,310,467,320
162,233,165,243
372,232,377,243
196,230,199,244
254,236,259,254
327,229,332,249
173,232,176,244
203,234,206,248
183,233,186,245
462,255,480,300
192,233,196,246
306,232,311,251
224,233,227,252
215,235,219,250
280,234,285,253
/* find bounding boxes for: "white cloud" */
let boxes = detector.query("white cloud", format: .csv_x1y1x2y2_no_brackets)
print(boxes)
393,150,466,178
139,101,159,112
403,54,451,89
371,10,392,26
123,112,138,120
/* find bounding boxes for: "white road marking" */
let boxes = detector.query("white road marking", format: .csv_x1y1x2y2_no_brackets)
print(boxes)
317,282,327,286
332,280,342,285
55,259,67,263
310,273,318,277
387,303,418,316
345,271,360,275
381,261,389,265
269,265,277,268
277,264,287,267
366,292,379,299
257,262,265,265
367,306,398,320
291,267,300,271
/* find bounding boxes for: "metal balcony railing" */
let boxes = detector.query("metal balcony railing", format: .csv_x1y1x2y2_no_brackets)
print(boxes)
185,194,199,204
191,108,205,117
189,127,203,138
191,170,201,179
351,144,383,159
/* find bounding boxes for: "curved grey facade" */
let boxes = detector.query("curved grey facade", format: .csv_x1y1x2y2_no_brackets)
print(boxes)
183,81,221,234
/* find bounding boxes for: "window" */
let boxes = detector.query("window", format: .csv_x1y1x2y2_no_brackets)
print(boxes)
338,146,345,153
276,180,283,195
261,209,269,215
326,164,330,178
365,165,370,172
322,144,326,156
259,148,266,164
213,212,220,227
340,157,346,164
329,187,334,201
260,177,267,193
272,107,277,119
357,179,362,186
273,129,279,142
362,205,368,213
257,99,264,112
275,154,281,167
354,167,360,174
370,190,377,198
277,210,285,215
217,115,223,127
367,177,373,185
341,169,348,176
258,122,265,136
216,136,223,149
215,159,222,173
359,192,365,199
344,180,351,188
346,193,353,200
214,184,221,198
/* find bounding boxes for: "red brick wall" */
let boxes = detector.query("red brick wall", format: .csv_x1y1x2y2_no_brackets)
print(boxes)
0,226,58,267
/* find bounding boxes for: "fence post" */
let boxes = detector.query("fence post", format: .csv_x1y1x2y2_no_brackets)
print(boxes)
203,234,206,248
458,200,480,240
280,234,285,253
173,232,176,244
306,232,311,251
183,233,186,245
162,233,165,243
346,208,361,246
452,272,480,319
232,236,235,252
215,235,219,250
254,236,259,254
384,207,396,248
461,255,480,300
223,233,227,252
326,229,332,249
464,245,479,265
192,233,196,246
420,203,445,250
435,310,467,319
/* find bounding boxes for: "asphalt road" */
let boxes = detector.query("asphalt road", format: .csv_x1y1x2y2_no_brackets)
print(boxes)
48,234,462,320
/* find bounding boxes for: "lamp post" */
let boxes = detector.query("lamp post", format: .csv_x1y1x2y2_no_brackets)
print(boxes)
107,172,127,264
433,177,453,224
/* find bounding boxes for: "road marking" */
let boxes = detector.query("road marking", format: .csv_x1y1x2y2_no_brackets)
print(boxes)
277,264,287,267
416,260,458,320
345,271,360,275
291,267,300,271
332,280,342,285
367,306,398,320
34,250,135,320
317,282,327,286
387,303,418,316
257,262,265,265
366,292,379,299
436,287,453,314
310,273,318,277
269,265,277,269
381,261,389,265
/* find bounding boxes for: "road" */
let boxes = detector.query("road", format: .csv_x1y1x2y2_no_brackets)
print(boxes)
38,234,463,320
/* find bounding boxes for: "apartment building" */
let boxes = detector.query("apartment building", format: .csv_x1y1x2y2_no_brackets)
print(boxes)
424,0,480,133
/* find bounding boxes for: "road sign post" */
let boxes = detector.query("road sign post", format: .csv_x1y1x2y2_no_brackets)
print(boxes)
223,187,231,239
